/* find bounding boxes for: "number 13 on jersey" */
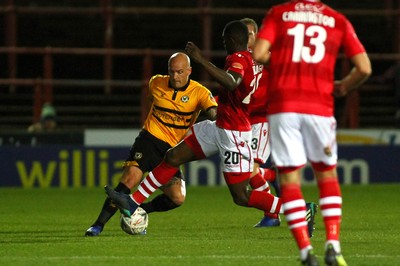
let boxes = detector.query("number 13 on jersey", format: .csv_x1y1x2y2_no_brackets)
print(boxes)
288,24,327,63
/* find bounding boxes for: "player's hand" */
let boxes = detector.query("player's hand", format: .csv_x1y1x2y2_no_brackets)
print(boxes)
333,80,347,97
185,42,203,63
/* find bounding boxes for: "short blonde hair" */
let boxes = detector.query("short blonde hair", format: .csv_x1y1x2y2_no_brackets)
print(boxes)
240,18,258,33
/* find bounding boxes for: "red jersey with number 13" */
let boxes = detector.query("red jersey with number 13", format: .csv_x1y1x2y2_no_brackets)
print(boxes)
257,0,366,116
216,50,264,131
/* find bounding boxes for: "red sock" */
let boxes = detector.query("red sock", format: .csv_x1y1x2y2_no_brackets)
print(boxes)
280,183,310,250
132,161,178,204
248,190,281,215
262,168,276,183
318,178,342,242
250,172,270,193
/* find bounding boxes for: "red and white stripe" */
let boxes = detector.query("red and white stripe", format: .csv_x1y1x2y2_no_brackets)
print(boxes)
320,196,342,217
269,196,280,213
137,172,162,199
283,199,307,229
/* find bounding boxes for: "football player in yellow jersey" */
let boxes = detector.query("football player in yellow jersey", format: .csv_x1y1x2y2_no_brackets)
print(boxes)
85,52,217,236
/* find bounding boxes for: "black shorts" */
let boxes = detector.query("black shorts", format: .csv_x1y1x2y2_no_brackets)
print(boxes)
125,130,183,179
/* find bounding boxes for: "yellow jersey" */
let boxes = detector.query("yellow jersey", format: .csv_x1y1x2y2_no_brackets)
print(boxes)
143,75,217,146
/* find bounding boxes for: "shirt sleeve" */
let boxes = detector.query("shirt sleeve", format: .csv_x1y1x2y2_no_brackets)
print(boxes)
199,86,218,110
226,53,247,77
341,19,366,58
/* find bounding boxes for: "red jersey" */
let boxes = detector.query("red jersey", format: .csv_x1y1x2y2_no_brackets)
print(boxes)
257,0,366,116
248,63,269,124
216,51,264,131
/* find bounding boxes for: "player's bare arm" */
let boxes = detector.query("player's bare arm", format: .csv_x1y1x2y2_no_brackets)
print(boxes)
252,39,271,64
334,52,372,97
185,41,241,91
205,106,217,121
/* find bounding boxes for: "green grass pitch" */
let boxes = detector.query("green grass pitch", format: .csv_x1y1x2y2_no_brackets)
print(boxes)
1,184,399,265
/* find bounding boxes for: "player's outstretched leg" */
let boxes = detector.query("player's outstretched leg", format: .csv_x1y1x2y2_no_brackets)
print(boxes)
104,185,138,217
85,183,131,237
306,202,318,238
325,244,347,266
301,249,320,266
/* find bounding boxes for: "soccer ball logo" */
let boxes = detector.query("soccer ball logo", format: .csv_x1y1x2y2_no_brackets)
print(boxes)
120,207,148,235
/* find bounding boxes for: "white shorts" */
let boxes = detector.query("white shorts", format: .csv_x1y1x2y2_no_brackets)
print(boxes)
191,120,253,174
251,121,271,165
269,113,337,167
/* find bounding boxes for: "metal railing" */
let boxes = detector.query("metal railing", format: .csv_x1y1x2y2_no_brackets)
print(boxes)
1,0,400,128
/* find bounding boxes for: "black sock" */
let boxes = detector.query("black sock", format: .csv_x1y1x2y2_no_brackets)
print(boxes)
141,194,180,214
92,182,131,228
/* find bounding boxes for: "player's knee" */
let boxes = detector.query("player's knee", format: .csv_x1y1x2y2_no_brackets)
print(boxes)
164,148,181,167
227,182,250,206
170,194,185,206
311,162,337,179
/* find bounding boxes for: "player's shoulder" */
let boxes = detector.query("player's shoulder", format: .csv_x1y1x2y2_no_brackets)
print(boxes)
235,50,251,57
149,74,168,86
150,74,168,82
188,79,212,95
229,50,252,62
320,4,350,30
232,50,255,69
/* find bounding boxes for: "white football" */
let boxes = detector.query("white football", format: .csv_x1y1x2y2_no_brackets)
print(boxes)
120,207,148,235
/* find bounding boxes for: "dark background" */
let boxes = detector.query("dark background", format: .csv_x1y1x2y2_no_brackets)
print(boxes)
0,0,397,81
1,1,398,130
